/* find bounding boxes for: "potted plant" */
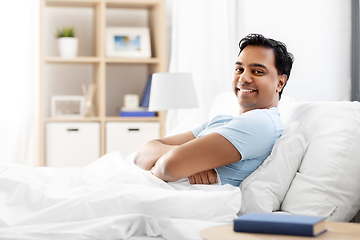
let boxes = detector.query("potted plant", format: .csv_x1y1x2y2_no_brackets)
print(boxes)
56,26,78,58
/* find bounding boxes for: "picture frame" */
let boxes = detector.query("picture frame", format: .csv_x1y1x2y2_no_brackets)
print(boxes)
51,95,85,118
106,27,151,58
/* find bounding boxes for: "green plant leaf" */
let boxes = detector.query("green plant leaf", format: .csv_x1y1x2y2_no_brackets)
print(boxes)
55,26,76,38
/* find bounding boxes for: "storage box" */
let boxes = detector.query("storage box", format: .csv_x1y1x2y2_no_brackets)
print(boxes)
46,122,100,167
106,122,160,157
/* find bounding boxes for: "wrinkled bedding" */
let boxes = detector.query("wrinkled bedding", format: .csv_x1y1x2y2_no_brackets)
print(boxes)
0,151,241,240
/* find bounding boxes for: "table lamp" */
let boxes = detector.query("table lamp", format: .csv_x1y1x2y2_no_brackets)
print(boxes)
149,73,199,111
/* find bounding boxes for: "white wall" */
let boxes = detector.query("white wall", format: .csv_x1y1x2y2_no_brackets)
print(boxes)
167,0,352,102
164,0,352,134
236,0,351,101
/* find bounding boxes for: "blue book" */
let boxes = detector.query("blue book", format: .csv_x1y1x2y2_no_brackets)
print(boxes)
119,110,156,117
140,75,152,108
234,213,327,237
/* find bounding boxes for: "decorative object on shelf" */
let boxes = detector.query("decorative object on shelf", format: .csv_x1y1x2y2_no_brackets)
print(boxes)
106,27,151,58
56,26,78,58
120,93,155,117
51,95,85,118
149,73,199,111
124,94,140,109
81,83,97,117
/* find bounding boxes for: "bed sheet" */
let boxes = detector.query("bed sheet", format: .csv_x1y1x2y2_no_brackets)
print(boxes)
0,151,241,240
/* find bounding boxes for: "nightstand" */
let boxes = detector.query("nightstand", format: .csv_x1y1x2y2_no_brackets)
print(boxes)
201,221,360,240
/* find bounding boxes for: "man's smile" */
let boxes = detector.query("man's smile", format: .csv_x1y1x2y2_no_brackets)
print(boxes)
240,89,255,93
236,87,257,93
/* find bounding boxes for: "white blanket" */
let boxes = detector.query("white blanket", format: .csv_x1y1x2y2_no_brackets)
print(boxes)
0,152,241,240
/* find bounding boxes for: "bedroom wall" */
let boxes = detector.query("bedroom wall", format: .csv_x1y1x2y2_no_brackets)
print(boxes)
163,0,352,134
166,0,351,103
236,0,351,101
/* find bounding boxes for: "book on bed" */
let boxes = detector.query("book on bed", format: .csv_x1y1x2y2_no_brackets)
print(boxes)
233,213,327,237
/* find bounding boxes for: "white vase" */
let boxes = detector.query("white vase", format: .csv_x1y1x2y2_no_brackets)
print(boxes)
57,37,78,58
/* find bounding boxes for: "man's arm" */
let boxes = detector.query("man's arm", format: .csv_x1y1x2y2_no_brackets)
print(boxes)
151,132,241,182
188,169,219,184
134,131,196,171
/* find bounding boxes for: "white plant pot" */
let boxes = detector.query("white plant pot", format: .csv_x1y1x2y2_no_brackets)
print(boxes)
57,37,78,58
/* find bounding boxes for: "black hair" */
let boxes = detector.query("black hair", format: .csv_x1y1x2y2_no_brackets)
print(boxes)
238,33,294,100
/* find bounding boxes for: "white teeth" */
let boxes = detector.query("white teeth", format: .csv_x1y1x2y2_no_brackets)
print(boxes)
240,89,254,93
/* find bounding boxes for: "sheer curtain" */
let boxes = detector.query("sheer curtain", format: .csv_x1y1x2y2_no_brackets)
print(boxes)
0,1,39,166
167,0,238,133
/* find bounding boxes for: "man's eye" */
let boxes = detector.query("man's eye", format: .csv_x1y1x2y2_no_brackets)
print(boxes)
254,70,264,74
235,68,243,73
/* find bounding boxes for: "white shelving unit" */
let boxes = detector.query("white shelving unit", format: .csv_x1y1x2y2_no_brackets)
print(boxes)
39,0,167,166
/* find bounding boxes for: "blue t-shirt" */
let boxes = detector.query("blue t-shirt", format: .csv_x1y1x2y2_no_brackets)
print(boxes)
191,107,283,187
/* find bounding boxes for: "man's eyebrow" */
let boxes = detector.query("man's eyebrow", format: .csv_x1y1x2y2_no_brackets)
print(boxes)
235,62,268,70
250,63,268,70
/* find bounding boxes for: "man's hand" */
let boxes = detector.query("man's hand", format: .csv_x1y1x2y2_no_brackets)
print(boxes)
188,169,219,185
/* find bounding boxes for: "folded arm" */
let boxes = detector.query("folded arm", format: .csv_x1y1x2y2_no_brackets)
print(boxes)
134,131,196,171
150,132,241,182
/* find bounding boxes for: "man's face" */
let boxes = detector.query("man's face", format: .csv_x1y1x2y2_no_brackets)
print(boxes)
233,45,286,114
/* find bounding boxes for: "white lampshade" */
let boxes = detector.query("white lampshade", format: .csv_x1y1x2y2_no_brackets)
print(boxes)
149,73,199,111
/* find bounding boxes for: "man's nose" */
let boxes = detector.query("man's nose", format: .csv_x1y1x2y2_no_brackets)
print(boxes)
239,70,252,84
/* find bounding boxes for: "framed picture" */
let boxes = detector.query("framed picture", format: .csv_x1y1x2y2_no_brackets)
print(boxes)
106,27,151,58
51,95,85,118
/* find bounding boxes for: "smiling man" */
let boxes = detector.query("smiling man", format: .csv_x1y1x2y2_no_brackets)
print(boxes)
134,34,294,187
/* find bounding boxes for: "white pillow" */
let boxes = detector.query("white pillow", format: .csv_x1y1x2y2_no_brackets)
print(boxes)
239,121,309,215
279,101,360,222
208,91,239,118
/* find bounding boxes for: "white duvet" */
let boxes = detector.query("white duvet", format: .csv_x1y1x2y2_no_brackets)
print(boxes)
0,151,241,240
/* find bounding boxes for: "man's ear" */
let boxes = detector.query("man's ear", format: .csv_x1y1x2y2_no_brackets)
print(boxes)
276,74,287,92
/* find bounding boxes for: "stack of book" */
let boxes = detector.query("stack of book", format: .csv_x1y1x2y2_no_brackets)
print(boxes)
119,75,156,117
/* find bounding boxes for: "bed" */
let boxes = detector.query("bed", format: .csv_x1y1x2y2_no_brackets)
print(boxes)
0,151,241,240
1,92,360,239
